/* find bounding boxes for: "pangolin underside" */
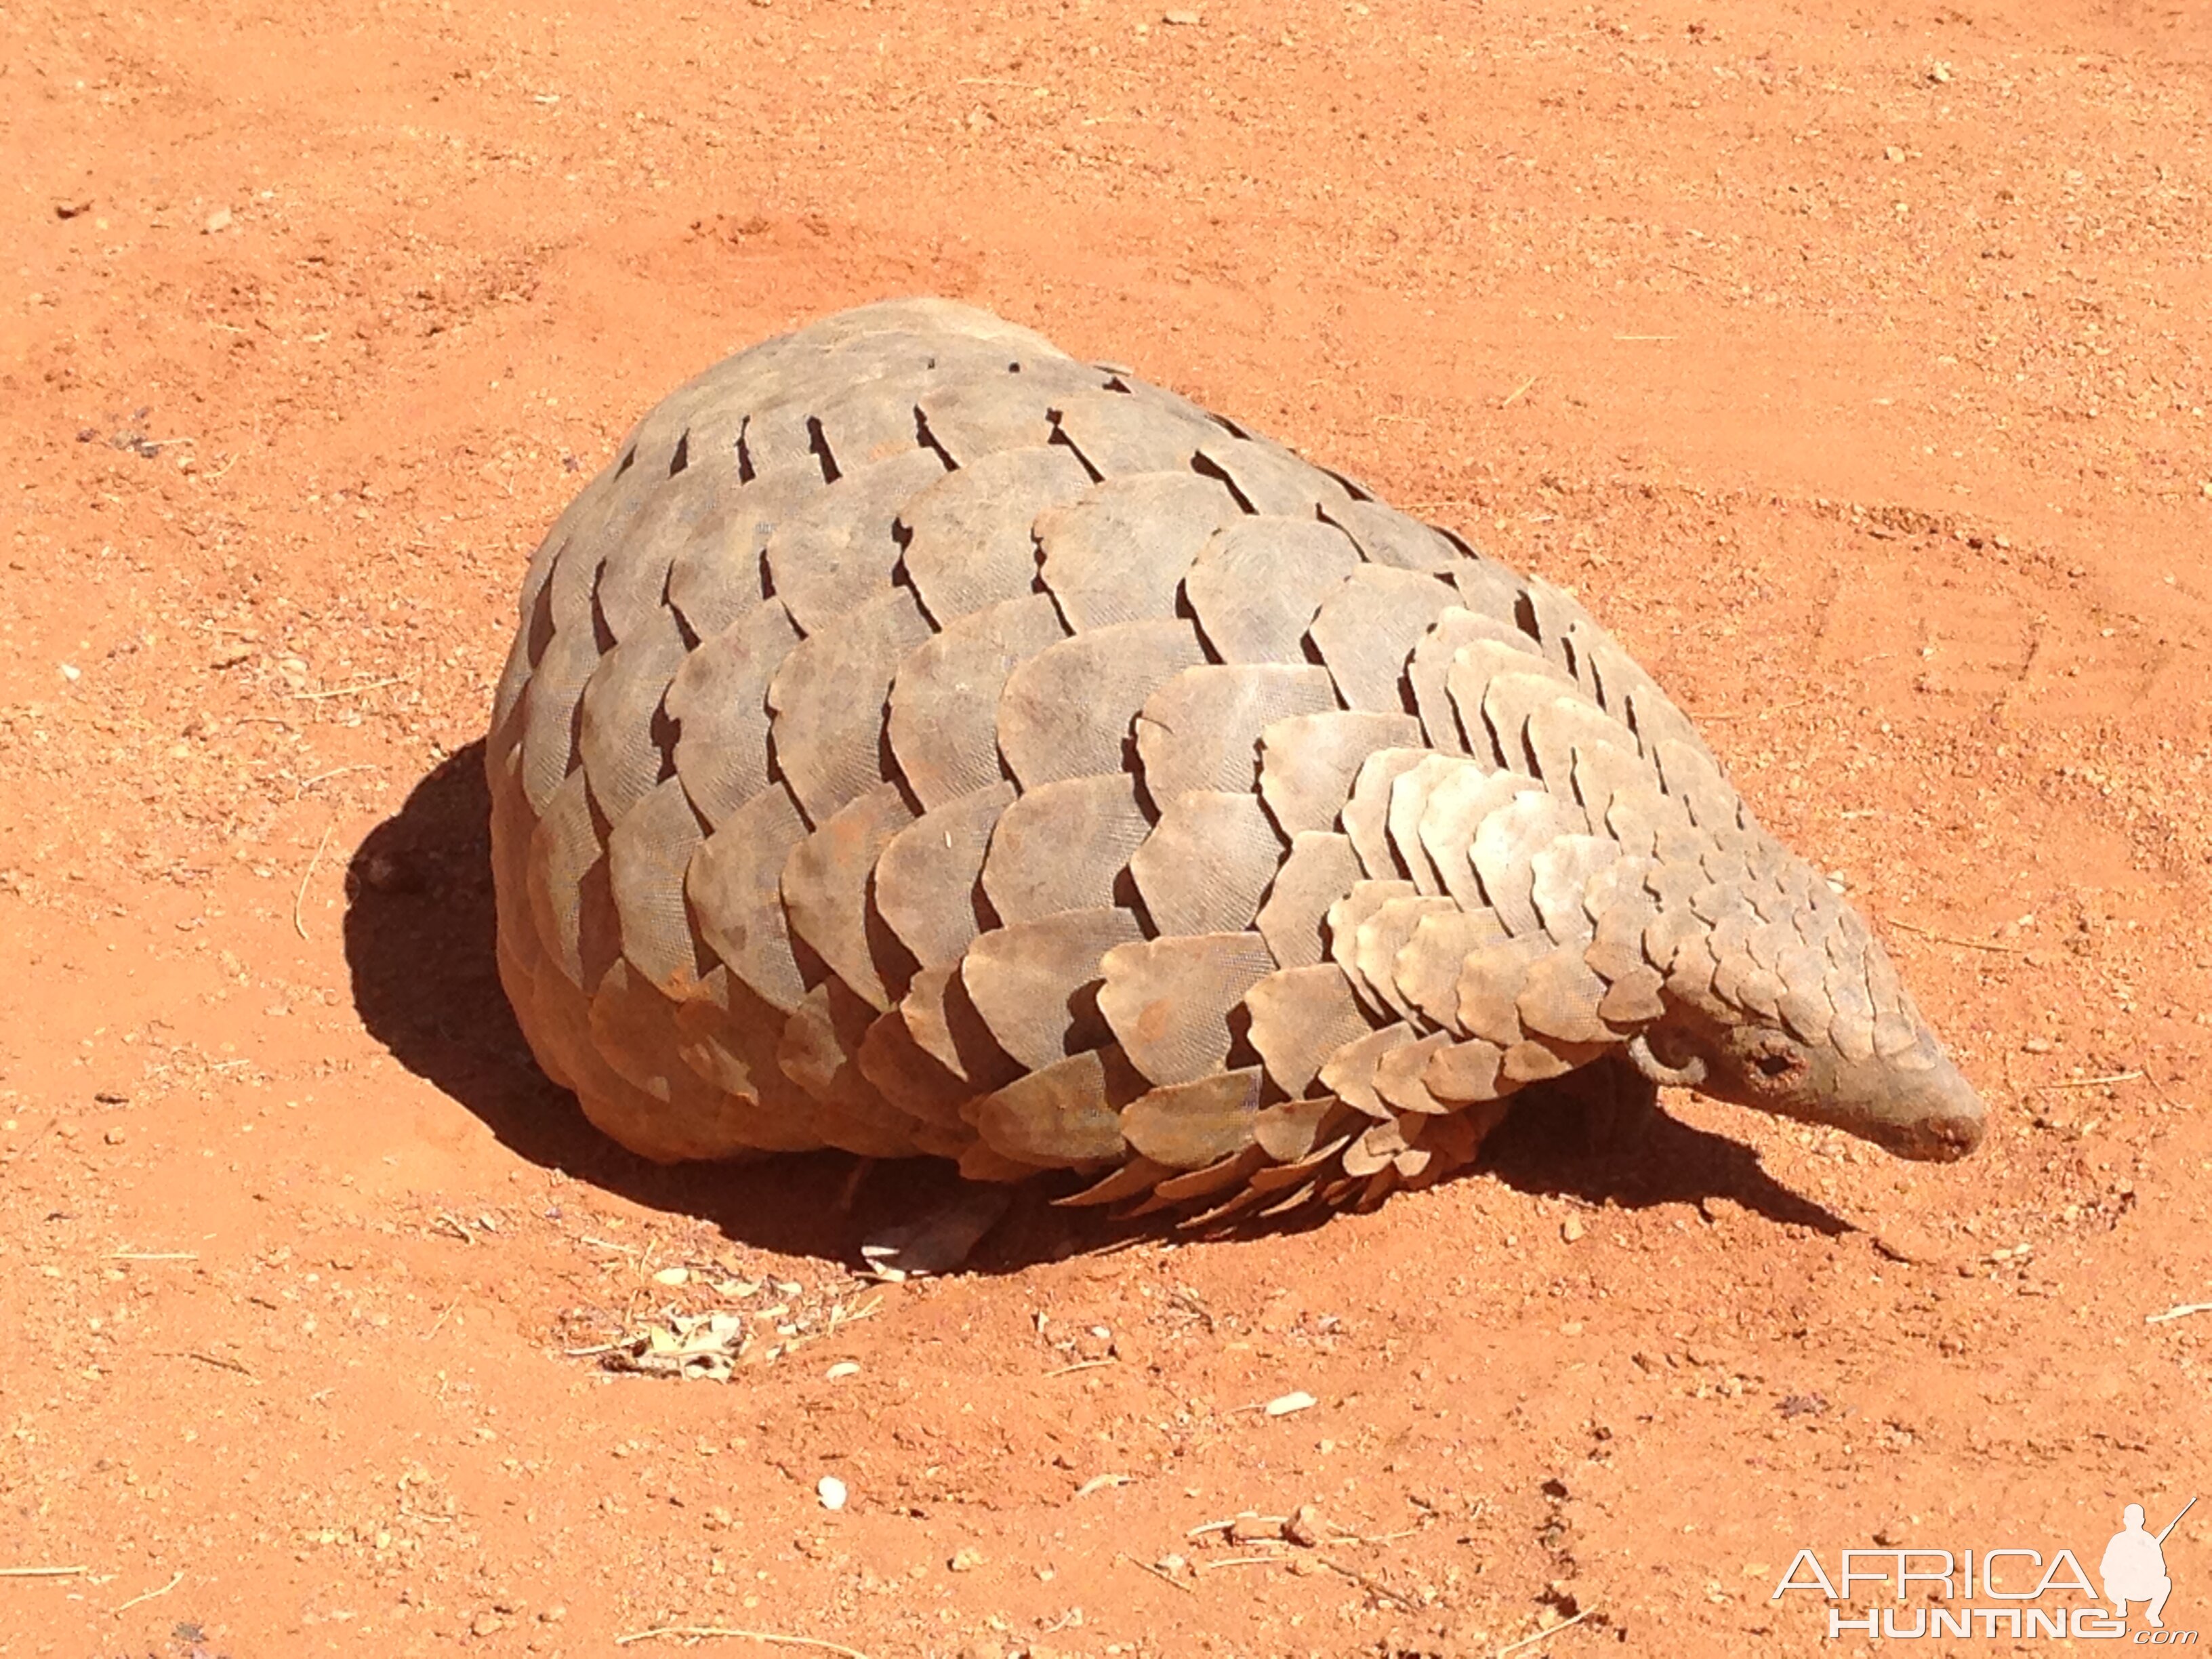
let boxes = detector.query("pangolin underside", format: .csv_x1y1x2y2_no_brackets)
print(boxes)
485,298,1985,1226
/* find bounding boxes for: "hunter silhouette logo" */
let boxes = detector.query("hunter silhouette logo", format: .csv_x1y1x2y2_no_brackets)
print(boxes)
1770,1496,2199,1641
2104,1499,2193,1630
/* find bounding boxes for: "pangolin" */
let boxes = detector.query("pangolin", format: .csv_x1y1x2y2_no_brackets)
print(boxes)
485,298,1986,1225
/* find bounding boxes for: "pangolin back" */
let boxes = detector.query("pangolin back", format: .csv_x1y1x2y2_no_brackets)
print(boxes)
485,298,1984,1222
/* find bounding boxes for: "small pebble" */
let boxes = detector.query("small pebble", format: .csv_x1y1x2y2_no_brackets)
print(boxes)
947,1547,984,1572
1870,1221,1943,1265
1264,1390,1316,1417
204,207,232,234
817,1475,848,1511
1561,1215,1586,1243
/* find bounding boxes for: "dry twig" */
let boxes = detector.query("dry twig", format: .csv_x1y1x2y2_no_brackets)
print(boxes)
2147,1302,2212,1326
1699,697,1810,724
613,1626,870,1658
289,672,415,701
1118,1551,1195,1596
1328,1522,1425,1545
295,763,378,796
159,1349,258,1382
293,821,334,941
2040,1071,2144,1091
1187,1515,1286,1539
112,1570,184,1615
1494,1609,1594,1656
0,1565,87,1578
1315,1554,1406,1606
1885,918,2024,954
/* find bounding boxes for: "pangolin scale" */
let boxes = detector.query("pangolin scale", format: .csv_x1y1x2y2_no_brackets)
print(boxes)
486,298,1985,1223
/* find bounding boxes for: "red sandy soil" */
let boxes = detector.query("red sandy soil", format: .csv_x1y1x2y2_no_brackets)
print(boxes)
4,0,2212,1654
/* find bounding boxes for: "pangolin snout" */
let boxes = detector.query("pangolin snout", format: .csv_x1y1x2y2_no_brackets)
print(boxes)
1846,1046,1987,1163
1649,1009,1990,1163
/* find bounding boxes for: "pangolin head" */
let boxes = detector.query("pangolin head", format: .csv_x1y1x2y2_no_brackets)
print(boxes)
1624,861,1987,1163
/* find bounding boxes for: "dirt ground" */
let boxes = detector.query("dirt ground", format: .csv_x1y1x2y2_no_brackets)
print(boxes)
5,0,2212,1652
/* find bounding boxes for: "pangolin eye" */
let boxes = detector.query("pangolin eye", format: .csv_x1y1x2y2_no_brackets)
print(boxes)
1755,1049,1799,1079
